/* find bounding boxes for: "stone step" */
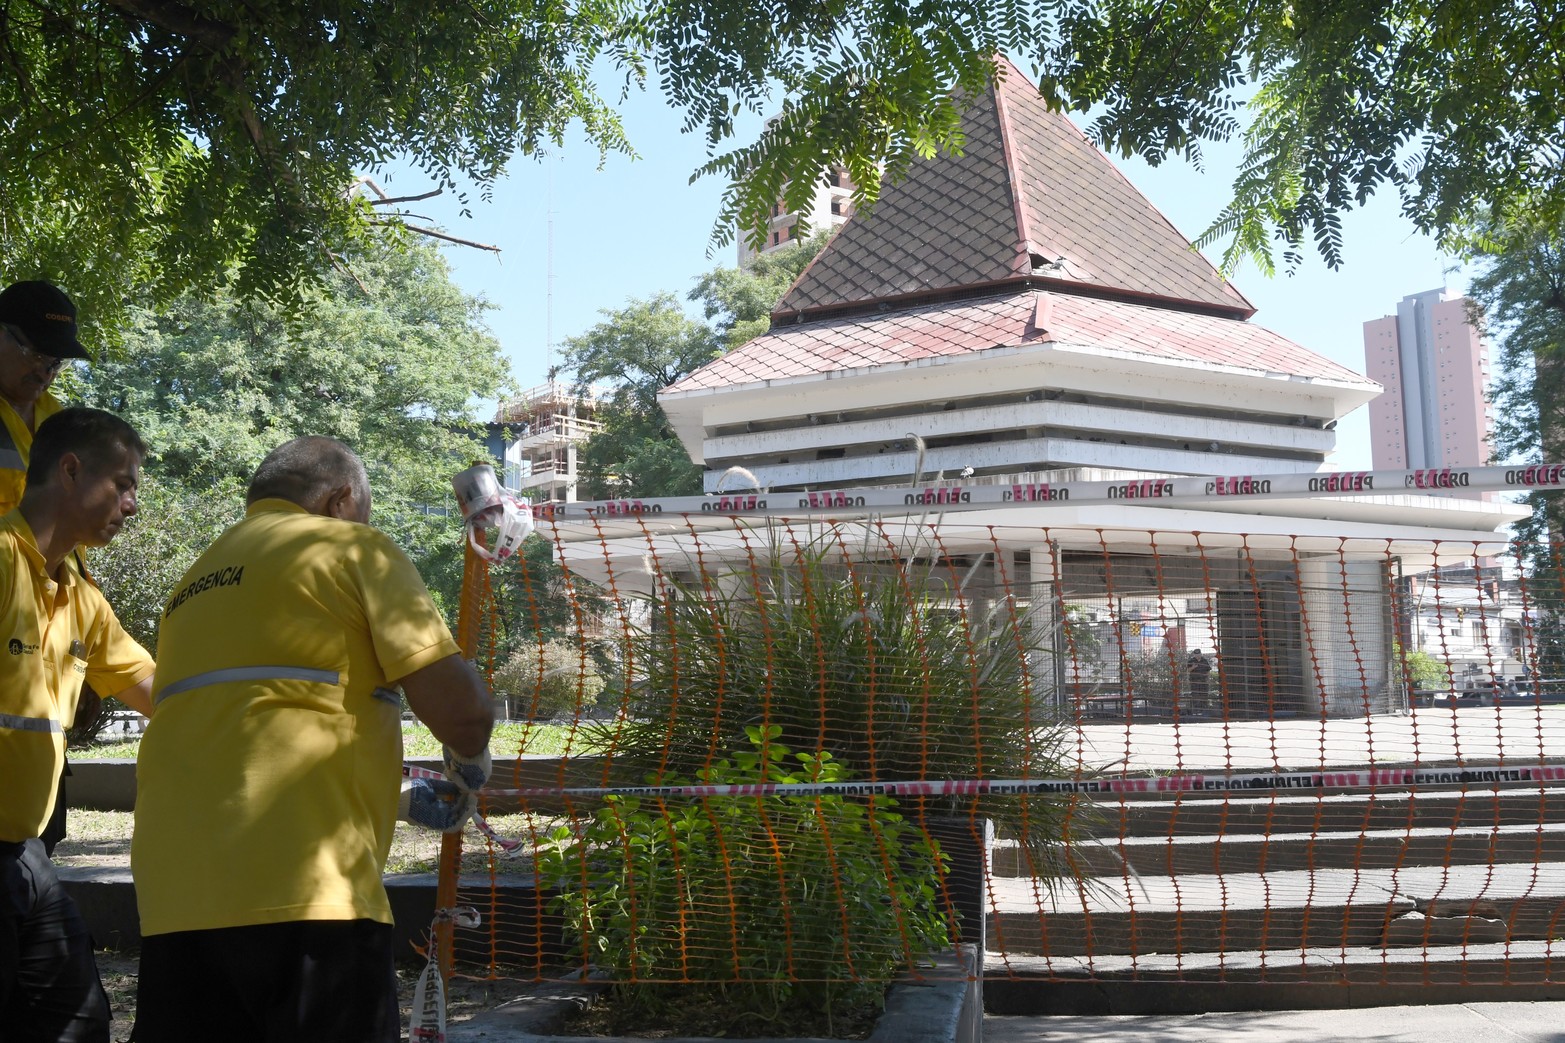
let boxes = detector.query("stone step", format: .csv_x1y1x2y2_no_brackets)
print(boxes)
1089,787,1565,837
986,863,1565,957
983,943,1565,1015
987,939,1565,983
992,822,1565,877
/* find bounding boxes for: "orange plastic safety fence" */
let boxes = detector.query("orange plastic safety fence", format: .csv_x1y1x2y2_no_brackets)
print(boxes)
424,517,1564,1002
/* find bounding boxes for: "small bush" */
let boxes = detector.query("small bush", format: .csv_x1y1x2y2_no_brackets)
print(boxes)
489,640,606,720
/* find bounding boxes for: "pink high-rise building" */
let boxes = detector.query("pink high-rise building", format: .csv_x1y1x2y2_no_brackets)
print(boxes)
1363,288,1492,497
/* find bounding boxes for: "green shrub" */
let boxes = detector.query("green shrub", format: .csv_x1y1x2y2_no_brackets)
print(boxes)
591,528,1084,879
536,726,952,1028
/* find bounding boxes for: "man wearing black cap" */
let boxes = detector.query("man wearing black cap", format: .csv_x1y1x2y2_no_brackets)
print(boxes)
0,282,100,858
0,280,92,514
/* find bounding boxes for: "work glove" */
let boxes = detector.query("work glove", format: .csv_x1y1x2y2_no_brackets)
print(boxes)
398,777,475,834
442,745,492,794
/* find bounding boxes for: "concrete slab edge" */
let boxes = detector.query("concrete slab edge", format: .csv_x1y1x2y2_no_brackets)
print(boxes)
447,946,980,1043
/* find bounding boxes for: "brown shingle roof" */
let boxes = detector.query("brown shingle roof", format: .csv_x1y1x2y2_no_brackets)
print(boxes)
774,58,1253,321
666,291,1369,395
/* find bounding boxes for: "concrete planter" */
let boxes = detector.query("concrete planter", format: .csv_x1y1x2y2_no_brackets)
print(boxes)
441,818,990,1042
68,758,986,1043
446,945,981,1043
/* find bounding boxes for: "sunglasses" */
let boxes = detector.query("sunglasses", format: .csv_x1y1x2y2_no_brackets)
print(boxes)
1,323,65,375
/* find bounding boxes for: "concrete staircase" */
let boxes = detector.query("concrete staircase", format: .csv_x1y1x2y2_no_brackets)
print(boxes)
984,767,1565,1014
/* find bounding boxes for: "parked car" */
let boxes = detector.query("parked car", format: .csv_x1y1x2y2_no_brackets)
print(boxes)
1426,678,1565,708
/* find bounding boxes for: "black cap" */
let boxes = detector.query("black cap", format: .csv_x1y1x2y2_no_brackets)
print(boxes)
0,281,90,360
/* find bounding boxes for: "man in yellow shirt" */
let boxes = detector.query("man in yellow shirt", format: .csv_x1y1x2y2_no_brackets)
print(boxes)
0,281,99,854
0,281,86,512
0,407,156,1042
132,436,495,1043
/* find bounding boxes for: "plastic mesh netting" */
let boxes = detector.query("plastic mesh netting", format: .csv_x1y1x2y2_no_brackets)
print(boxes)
421,511,1565,995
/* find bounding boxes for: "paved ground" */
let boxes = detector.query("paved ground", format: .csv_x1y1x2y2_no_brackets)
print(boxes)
984,1003,1565,1041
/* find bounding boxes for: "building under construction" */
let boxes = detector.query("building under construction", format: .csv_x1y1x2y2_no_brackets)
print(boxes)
493,382,604,503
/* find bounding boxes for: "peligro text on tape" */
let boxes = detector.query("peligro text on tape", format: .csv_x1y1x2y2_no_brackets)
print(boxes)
530,463,1565,525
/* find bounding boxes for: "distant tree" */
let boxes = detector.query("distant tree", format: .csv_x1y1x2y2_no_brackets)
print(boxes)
1392,642,1453,696
556,295,720,498
1471,218,1565,491
691,232,829,350
81,239,509,620
558,237,828,498
489,640,608,721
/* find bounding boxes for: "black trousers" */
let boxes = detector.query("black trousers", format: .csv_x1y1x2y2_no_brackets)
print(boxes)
0,837,110,1043
133,919,399,1043
40,765,67,857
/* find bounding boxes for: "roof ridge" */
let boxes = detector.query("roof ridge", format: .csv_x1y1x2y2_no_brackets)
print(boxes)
989,62,1034,278
771,60,1255,322
993,55,1254,316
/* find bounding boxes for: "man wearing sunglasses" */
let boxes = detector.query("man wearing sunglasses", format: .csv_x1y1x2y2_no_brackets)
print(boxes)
0,282,99,860
0,281,89,511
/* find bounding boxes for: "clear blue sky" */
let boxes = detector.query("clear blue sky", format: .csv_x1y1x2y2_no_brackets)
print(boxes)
376,85,1468,475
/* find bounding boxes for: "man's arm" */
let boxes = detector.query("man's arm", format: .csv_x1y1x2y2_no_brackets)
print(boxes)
400,653,494,757
110,676,154,718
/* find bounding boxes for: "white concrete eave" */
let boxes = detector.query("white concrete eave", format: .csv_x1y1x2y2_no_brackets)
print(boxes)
548,497,1521,591
661,338,1380,466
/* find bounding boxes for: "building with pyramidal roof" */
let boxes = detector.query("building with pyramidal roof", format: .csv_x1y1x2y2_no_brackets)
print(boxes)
663,58,1380,491
552,59,1525,719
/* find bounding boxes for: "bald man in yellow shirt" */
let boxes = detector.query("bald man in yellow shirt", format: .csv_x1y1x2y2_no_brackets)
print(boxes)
132,436,495,1043
0,407,155,1043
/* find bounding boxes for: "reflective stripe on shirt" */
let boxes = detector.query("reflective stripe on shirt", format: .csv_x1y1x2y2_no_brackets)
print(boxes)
0,711,62,733
155,666,341,705
0,421,22,472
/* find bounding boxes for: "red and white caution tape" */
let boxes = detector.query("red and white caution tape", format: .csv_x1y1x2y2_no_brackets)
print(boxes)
408,761,1565,808
533,463,1565,528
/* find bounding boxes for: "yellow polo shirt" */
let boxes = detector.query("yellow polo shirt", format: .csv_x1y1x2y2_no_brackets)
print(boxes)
0,510,155,842
0,392,65,515
132,498,460,936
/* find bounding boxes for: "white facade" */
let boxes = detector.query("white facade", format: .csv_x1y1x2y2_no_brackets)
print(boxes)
670,319,1371,495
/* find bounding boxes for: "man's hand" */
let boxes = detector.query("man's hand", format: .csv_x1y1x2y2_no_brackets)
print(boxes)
398,778,475,834
442,745,492,794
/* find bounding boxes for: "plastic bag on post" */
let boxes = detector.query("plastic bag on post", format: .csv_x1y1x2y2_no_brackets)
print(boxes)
451,464,534,562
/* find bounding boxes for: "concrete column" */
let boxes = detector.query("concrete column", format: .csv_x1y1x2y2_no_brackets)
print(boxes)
1023,543,1063,716
1299,556,1394,717
1297,557,1336,716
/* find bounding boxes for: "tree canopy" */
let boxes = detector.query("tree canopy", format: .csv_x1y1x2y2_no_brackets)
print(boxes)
80,237,509,631
1470,216,1565,526
1466,215,1565,671
4,1,1563,335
